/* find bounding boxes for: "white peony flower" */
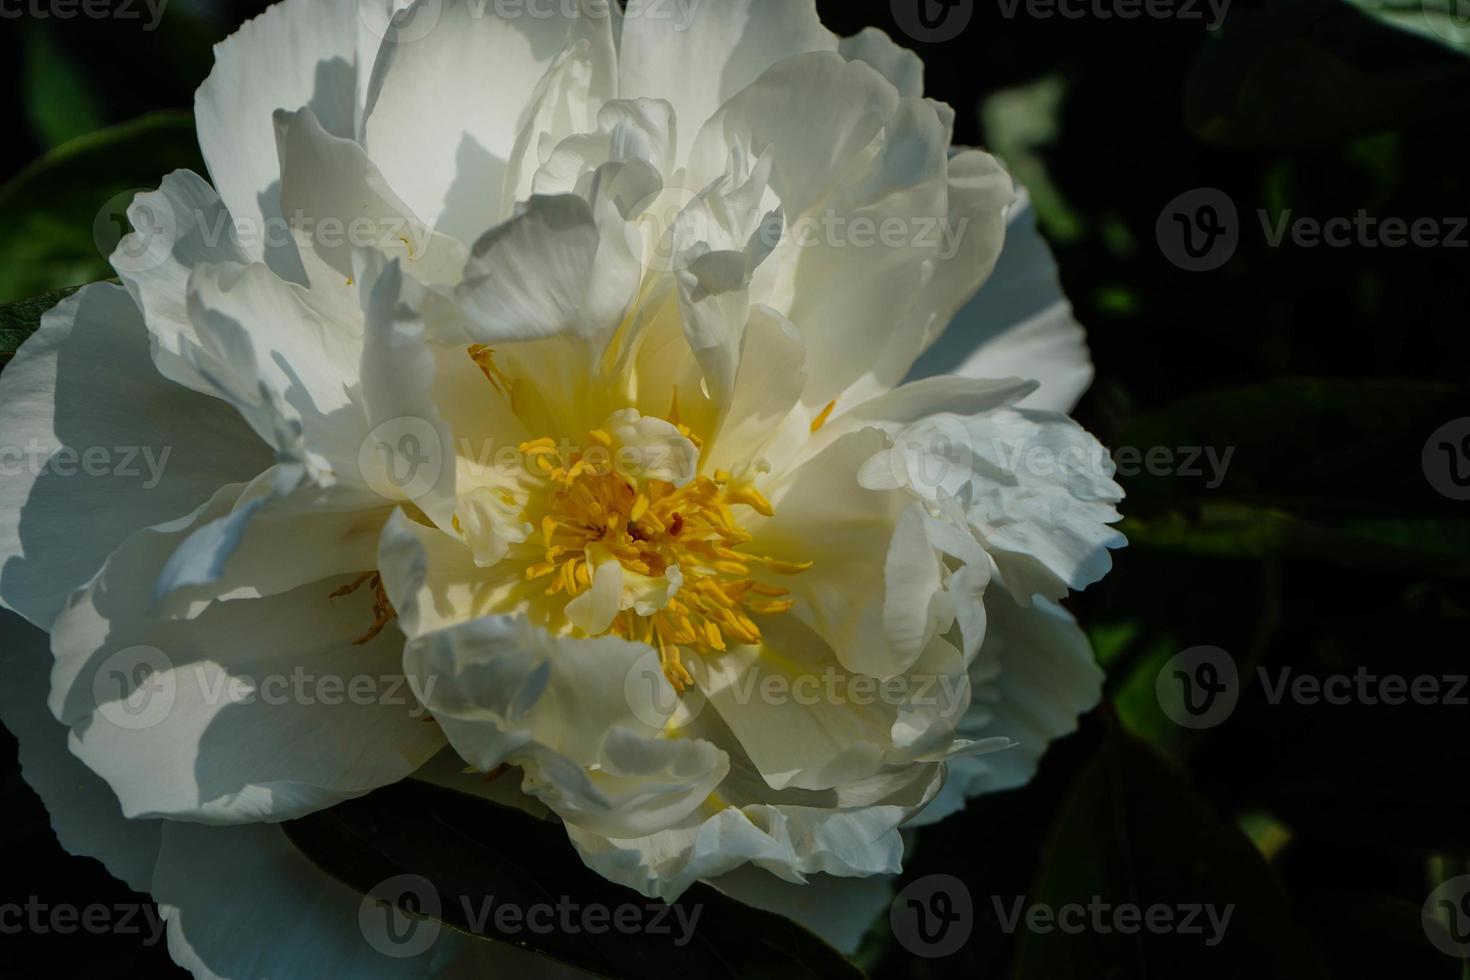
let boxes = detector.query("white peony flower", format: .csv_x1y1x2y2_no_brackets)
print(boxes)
0,0,1123,974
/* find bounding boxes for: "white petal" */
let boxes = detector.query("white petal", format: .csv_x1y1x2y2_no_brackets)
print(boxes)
620,0,837,163
603,408,698,486
839,27,923,97
184,260,360,473
111,170,253,394
452,194,604,344
565,750,937,901
906,149,1015,359
911,593,1102,825
194,0,383,279
563,553,623,635
0,283,268,629
356,254,458,527
153,475,391,617
687,52,897,229
749,429,910,679
362,0,613,242
703,306,808,473
400,613,727,838
152,822,449,980
914,187,1095,413
49,492,444,823
274,106,468,290
0,611,161,892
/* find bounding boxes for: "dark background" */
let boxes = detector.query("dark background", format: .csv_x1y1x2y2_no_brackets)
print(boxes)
2,0,1468,976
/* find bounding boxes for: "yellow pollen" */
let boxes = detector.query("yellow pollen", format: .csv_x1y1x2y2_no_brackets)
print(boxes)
519,424,809,692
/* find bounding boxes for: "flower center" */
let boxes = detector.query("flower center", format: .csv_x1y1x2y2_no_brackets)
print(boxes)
516,424,809,691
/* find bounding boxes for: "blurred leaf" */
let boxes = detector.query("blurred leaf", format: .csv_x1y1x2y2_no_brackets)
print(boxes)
1116,379,1467,516
1183,3,1469,149
24,27,104,148
1120,506,1470,575
981,75,1084,243
284,779,862,979
0,110,202,303
1013,728,1330,978
0,283,87,366
1303,890,1464,980
1345,0,1470,58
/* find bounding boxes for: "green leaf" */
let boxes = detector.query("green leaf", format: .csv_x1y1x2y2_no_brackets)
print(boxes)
1117,379,1466,514
0,284,89,366
0,111,203,303
981,75,1085,244
283,779,863,979
1344,0,1470,59
869,718,1329,977
1182,3,1469,149
1012,727,1330,979
1119,505,1470,575
23,27,105,149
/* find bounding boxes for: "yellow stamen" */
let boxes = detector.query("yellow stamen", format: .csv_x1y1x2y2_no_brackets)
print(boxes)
810,399,837,433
